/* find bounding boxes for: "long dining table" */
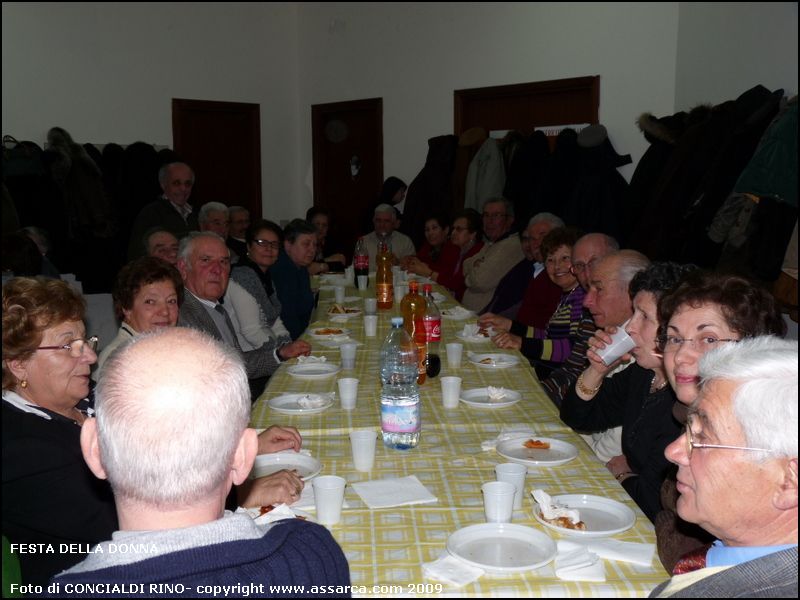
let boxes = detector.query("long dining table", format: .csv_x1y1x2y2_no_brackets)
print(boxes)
250,274,668,597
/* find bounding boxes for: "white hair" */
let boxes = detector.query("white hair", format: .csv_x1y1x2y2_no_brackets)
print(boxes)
95,327,251,506
177,231,227,266
576,232,619,252
198,202,229,224
609,249,650,285
528,212,564,229
698,336,798,460
374,203,395,216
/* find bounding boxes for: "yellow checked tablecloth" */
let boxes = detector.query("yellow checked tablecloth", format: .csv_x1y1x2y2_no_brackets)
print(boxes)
251,278,668,597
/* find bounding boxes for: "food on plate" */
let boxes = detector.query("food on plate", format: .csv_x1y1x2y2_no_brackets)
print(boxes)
540,514,586,531
314,328,344,336
328,304,359,314
524,439,551,449
258,505,276,516
479,357,494,365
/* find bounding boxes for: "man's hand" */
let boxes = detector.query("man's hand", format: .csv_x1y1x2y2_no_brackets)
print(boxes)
492,332,521,350
278,340,312,361
257,425,302,454
238,469,304,508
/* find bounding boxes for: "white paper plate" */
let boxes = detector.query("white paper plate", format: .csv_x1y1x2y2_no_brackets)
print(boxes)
533,494,636,537
456,332,491,343
327,307,362,318
496,436,578,467
441,308,475,320
286,362,341,380
308,327,351,339
460,388,521,409
468,353,520,369
250,452,322,481
268,393,334,414
320,274,348,285
241,505,316,523
447,523,556,573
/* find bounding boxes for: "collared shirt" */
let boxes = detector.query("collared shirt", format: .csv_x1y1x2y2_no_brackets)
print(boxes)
533,261,545,278
165,196,193,223
188,290,238,348
706,540,797,567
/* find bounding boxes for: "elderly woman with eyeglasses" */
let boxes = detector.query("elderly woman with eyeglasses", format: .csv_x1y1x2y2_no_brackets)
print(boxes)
652,271,786,572
560,262,696,524
2,277,117,585
228,220,296,350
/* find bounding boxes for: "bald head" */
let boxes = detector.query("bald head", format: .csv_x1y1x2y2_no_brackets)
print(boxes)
571,233,619,290
94,328,250,506
583,250,650,328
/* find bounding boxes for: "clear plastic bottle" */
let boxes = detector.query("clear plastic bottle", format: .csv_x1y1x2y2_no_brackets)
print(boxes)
422,283,442,378
379,317,421,450
353,237,369,288
401,280,428,384
375,241,393,309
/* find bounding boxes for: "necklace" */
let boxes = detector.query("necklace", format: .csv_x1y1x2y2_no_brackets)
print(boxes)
650,373,668,393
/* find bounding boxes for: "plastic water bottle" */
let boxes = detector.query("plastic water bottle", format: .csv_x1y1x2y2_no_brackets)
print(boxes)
379,317,421,450
422,284,441,378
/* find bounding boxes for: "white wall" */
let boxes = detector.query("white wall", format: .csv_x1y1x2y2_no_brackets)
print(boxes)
3,2,797,222
1,2,300,218
296,2,680,207
675,2,798,109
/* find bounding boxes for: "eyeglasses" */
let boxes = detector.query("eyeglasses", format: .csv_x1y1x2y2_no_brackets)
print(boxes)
37,336,99,358
656,335,738,353
684,417,773,458
482,213,507,220
253,239,280,250
570,257,599,275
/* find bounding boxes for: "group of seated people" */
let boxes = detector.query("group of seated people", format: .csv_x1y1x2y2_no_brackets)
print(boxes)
2,164,796,597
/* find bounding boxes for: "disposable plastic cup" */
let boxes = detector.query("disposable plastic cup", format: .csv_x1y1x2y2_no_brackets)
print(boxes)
364,297,378,315
495,463,527,510
595,322,637,366
357,275,368,290
445,343,463,369
482,481,515,523
337,377,359,410
394,284,408,304
339,343,357,369
344,266,354,282
363,315,378,337
440,376,462,409
349,429,377,471
334,286,345,304
313,475,346,525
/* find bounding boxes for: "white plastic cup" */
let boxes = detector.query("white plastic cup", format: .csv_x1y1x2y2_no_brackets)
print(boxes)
391,265,401,284
339,342,357,369
334,285,345,304
337,377,359,410
345,266,354,282
482,481,516,523
363,315,378,337
440,376,462,409
445,343,463,369
357,275,368,290
394,283,408,304
312,475,347,525
364,297,378,315
495,463,527,510
595,321,637,366
349,429,377,472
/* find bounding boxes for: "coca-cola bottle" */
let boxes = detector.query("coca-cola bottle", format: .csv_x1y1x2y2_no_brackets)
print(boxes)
422,284,441,378
353,237,369,288
401,281,427,385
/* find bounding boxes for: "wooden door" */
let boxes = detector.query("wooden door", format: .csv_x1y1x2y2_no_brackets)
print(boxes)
172,99,262,219
312,98,383,260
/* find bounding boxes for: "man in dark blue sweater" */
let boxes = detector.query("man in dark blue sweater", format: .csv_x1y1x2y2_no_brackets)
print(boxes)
47,328,350,598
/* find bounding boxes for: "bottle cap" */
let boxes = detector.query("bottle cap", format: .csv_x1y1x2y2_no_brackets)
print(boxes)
391,317,403,327
423,283,432,293
408,280,419,292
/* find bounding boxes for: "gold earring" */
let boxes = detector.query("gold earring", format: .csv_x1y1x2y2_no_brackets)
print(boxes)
20,380,28,389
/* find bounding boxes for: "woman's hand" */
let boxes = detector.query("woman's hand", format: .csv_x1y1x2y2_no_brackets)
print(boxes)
478,313,511,333
491,331,521,350
238,469,304,508
585,326,628,377
257,425,302,454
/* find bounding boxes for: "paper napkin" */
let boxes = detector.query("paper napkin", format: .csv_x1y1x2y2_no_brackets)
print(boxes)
296,355,327,363
352,475,438,509
554,541,605,582
560,539,655,567
422,553,484,587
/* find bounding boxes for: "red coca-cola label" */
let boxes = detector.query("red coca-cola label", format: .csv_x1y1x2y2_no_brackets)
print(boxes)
423,317,441,342
354,255,369,269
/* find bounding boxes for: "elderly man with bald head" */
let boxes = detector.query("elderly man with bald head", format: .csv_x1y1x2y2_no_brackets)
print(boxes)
127,162,200,260
361,203,416,271
47,327,350,595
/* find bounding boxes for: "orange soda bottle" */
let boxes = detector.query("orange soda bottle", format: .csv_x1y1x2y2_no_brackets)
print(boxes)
401,280,428,384
376,242,393,309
